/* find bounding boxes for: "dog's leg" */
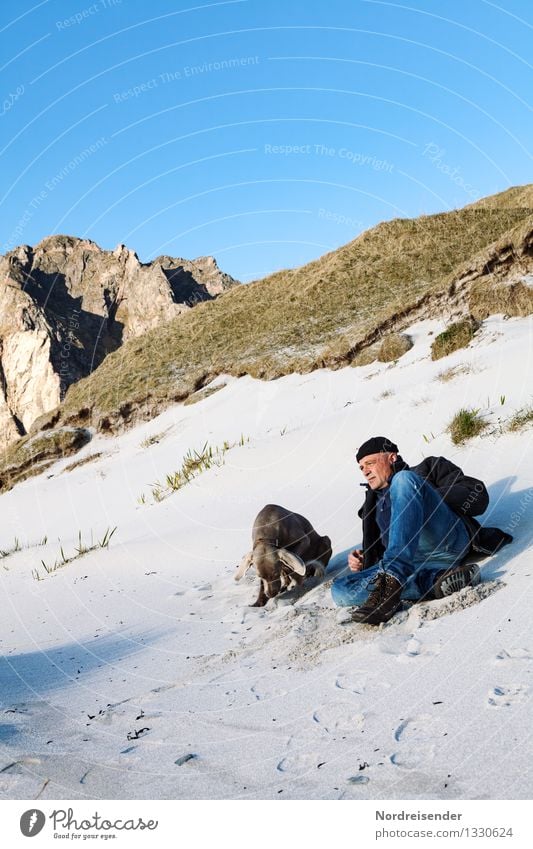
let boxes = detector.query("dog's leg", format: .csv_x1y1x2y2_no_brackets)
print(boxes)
250,581,268,607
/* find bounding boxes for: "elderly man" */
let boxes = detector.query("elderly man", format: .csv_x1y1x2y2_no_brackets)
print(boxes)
332,436,512,625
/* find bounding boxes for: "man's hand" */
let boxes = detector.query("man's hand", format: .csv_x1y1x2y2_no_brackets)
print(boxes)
348,549,364,572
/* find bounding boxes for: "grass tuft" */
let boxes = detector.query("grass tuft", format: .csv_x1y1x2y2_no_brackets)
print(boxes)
142,436,248,504
1,535,48,565
508,405,533,432
35,527,117,579
431,318,480,361
376,333,413,363
448,408,487,444
62,452,104,473
140,428,171,449
436,363,474,382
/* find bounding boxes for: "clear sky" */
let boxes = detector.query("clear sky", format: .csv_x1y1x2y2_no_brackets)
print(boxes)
1,0,532,281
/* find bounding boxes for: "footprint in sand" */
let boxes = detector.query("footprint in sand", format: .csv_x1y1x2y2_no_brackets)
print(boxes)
193,582,215,601
494,648,532,663
149,683,174,695
348,774,370,785
0,756,41,771
277,751,323,773
312,703,365,735
390,715,440,770
94,707,128,726
335,609,353,625
290,614,318,636
238,607,268,625
379,633,413,656
0,758,46,797
390,745,436,769
133,710,162,720
250,682,288,702
405,637,421,656
335,671,366,695
487,685,529,708
221,687,243,707
394,716,437,743
380,632,441,663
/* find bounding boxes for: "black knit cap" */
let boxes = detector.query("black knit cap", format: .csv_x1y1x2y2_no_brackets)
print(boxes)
356,436,399,462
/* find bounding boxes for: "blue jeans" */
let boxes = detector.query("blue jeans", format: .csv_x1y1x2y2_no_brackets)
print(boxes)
332,470,471,605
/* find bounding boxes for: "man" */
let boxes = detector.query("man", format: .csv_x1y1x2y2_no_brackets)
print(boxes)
332,436,512,625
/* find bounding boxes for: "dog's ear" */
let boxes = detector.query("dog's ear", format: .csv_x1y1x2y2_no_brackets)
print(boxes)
234,551,254,581
277,548,306,576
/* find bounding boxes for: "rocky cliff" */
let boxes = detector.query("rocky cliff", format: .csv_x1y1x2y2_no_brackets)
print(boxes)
0,235,237,449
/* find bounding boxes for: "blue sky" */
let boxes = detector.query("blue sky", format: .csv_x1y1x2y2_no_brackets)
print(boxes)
1,0,532,281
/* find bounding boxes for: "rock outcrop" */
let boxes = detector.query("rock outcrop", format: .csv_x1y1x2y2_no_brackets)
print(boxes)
0,235,237,449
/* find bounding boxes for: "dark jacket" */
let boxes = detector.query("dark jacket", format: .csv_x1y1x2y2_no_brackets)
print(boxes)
359,455,512,569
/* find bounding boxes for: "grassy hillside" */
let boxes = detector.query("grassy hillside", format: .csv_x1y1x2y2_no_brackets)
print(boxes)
467,183,533,209
29,184,533,437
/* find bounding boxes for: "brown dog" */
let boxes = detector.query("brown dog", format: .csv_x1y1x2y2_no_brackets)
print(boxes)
235,504,332,606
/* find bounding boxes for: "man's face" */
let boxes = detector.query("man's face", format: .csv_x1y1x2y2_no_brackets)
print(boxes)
358,452,397,490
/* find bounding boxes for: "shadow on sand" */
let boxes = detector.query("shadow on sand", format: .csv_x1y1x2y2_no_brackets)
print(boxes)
0,629,167,707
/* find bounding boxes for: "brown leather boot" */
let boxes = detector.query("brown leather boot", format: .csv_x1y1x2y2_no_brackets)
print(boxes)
432,563,480,598
351,572,402,625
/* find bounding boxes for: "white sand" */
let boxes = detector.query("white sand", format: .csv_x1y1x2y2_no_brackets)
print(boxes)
0,315,531,799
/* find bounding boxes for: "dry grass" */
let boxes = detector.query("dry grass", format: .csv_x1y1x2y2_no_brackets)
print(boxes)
52,203,531,433
62,452,104,473
435,363,474,383
351,348,378,367
470,279,533,320
431,318,479,361
466,184,533,209
1,187,532,491
139,428,172,449
508,405,533,432
377,333,413,362
183,383,226,406
0,428,91,493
